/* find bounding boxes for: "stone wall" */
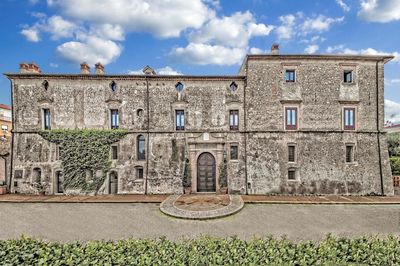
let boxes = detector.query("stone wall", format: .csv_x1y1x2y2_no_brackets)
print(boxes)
6,55,394,195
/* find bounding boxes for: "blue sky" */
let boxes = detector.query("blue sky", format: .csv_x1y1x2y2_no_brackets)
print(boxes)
1,0,400,121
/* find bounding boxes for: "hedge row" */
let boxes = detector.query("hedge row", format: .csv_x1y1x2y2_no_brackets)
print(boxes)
1,235,400,265
391,156,400,175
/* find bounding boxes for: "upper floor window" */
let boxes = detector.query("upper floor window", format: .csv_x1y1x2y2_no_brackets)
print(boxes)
229,110,239,130
42,80,49,90
344,71,353,83
111,145,118,160
288,145,296,162
343,107,355,130
175,82,184,92
110,109,119,129
43,108,51,130
345,144,355,163
137,135,145,160
230,144,238,160
1,125,8,131
175,110,185,130
285,70,295,82
136,166,144,179
285,107,297,130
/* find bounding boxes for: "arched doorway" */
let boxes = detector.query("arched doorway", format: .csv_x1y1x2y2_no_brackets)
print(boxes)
197,152,216,192
109,171,118,194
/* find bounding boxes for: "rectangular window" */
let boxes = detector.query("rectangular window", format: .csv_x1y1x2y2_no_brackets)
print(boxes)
344,71,353,83
175,110,185,130
1,125,8,131
288,169,296,180
346,145,354,163
285,107,297,130
230,145,238,160
110,109,119,129
56,145,61,161
111,145,118,160
229,110,239,130
343,108,355,130
288,145,296,162
43,108,51,130
285,70,295,82
137,167,144,179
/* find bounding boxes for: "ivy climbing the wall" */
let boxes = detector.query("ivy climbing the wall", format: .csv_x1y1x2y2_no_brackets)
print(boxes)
39,129,128,193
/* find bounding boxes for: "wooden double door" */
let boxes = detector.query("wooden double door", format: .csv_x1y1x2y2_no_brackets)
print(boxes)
197,152,216,192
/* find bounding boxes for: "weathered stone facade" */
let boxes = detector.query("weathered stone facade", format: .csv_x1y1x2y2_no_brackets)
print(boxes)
5,53,394,195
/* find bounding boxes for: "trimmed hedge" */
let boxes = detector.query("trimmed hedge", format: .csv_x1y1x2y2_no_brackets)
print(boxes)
1,235,400,265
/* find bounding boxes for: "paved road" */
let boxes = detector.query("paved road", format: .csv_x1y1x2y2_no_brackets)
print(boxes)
1,203,399,242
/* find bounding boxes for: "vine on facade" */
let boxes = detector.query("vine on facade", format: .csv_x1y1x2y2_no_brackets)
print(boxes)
39,129,128,193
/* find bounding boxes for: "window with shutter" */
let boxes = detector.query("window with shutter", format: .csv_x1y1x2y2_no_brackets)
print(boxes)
285,107,297,130
343,108,355,130
229,110,239,130
175,110,185,130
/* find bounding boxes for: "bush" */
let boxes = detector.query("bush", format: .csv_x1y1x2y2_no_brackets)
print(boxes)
388,133,400,157
390,157,400,175
1,235,400,265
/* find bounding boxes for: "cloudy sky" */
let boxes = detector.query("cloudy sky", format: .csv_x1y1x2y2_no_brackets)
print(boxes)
0,0,400,122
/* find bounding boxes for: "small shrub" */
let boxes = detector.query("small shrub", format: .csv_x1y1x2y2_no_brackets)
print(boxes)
390,156,400,175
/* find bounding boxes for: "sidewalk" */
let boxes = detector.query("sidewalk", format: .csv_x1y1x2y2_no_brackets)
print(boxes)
1,194,400,204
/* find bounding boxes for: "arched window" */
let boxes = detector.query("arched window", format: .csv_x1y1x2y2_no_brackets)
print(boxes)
42,80,49,90
175,82,184,92
137,135,145,160
230,82,237,92
137,109,143,117
110,81,117,92
55,171,63,194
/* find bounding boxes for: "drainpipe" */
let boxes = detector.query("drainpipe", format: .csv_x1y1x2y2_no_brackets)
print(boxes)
144,76,150,195
244,59,249,195
376,61,384,196
8,78,14,193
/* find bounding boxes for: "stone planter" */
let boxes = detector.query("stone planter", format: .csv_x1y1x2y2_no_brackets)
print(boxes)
184,187,192,194
0,185,7,195
219,187,228,194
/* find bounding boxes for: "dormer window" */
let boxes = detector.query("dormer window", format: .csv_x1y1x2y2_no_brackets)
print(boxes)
230,82,238,92
110,81,117,92
42,80,49,90
175,82,184,92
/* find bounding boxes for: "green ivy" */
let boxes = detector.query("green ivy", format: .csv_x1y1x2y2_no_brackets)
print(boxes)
39,129,128,193
1,235,400,265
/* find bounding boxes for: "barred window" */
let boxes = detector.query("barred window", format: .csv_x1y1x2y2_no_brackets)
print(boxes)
288,145,296,162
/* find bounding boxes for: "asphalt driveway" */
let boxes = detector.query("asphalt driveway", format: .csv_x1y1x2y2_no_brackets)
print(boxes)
0,203,399,242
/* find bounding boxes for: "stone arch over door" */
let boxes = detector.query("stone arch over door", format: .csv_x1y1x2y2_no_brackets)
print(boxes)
197,152,216,192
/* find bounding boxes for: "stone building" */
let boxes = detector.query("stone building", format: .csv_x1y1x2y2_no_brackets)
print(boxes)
0,104,12,138
4,47,395,195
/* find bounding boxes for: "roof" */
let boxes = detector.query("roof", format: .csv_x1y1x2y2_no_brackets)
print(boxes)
246,54,394,63
0,104,11,110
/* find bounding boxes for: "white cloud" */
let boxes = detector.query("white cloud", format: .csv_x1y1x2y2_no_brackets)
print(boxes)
336,0,350,12
170,43,246,65
326,45,400,63
49,63,59,68
46,16,79,40
275,13,343,40
385,99,400,123
189,11,273,48
358,0,400,22
304,44,319,54
301,15,344,35
127,66,182,75
57,36,122,66
249,47,267,54
89,24,125,41
48,0,215,38
21,28,40,42
275,14,296,40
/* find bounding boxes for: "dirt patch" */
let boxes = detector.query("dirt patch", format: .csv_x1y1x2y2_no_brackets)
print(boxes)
174,194,230,211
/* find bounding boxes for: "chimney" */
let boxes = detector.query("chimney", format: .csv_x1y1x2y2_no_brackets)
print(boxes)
271,43,279,55
80,62,90,74
95,62,105,75
19,62,41,74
